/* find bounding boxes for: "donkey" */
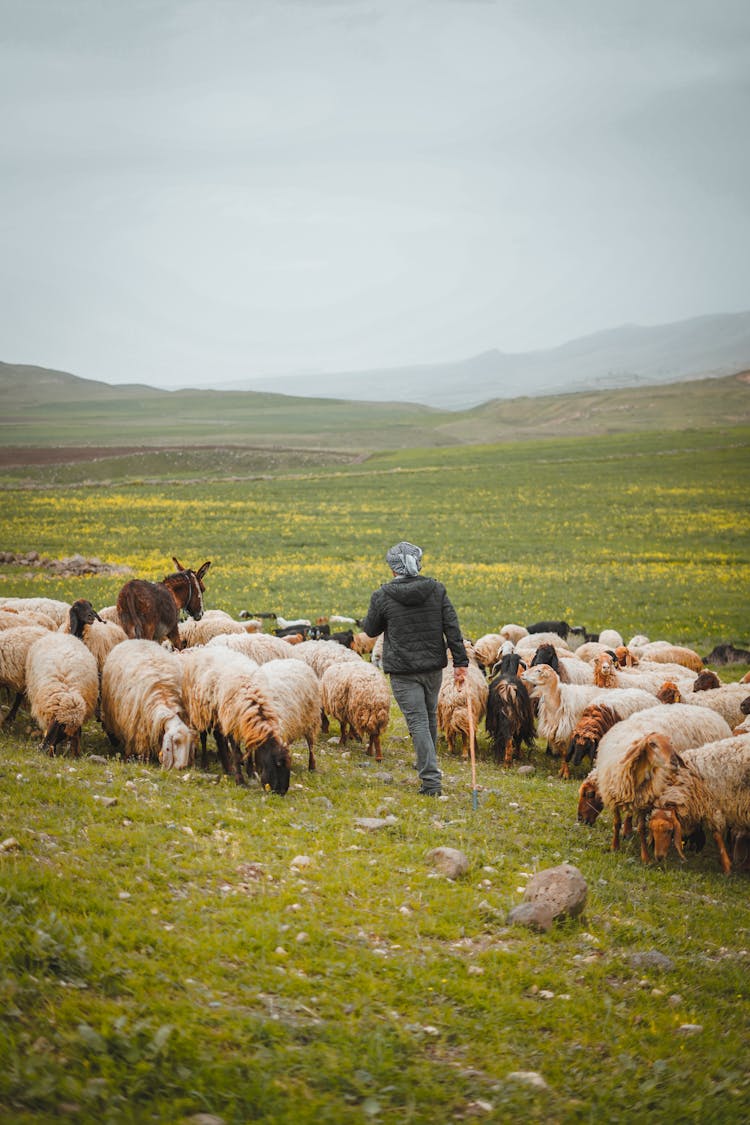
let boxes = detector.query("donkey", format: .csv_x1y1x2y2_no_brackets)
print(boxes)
116,557,211,649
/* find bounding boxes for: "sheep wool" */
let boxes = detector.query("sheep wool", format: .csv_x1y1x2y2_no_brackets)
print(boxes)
25,632,99,755
321,660,391,761
101,639,196,768
253,658,322,770
437,663,488,760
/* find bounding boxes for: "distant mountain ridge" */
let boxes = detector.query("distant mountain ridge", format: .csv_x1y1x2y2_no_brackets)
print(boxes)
217,311,750,409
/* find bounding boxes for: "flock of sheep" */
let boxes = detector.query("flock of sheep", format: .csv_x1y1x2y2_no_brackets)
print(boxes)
1,594,749,872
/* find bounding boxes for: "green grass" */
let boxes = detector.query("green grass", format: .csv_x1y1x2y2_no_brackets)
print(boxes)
0,424,749,1121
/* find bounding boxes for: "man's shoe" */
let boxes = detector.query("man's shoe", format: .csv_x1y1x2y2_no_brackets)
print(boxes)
419,787,442,797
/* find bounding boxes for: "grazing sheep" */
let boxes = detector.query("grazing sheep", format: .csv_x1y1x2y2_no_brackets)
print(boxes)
0,597,71,627
320,661,391,760
437,662,488,759
636,642,703,672
521,663,658,756
97,605,122,626
207,631,294,664
598,629,624,649
515,633,573,661
582,704,733,861
733,696,750,735
179,609,250,647
288,639,363,679
213,663,291,795
530,642,593,685
499,623,528,645
0,606,58,632
573,641,614,664
101,639,197,769
253,658,322,771
473,633,507,672
593,651,696,696
485,650,535,766
60,599,128,675
563,702,620,779
628,634,650,648
649,735,750,872
0,625,49,727
179,646,260,783
25,633,99,755
352,632,376,656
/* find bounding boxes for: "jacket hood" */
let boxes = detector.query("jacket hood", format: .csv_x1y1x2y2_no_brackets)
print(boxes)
382,575,438,606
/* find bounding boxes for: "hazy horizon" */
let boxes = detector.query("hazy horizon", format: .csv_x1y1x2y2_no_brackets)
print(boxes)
3,0,750,390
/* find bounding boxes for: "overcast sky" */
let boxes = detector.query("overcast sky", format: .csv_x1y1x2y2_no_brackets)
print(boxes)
2,0,749,388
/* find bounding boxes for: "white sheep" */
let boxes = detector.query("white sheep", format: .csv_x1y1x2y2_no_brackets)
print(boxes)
587,703,733,861
473,633,507,671
649,735,750,872
515,633,573,662
0,596,71,627
207,631,295,664
215,660,291,794
320,661,391,761
597,629,624,649
100,639,197,769
0,606,58,632
592,651,696,697
0,624,50,727
179,646,260,783
253,658,322,771
97,605,122,626
370,633,384,669
437,663,489,760
520,663,658,756
660,682,750,728
632,641,703,672
499,623,529,645
25,632,99,755
178,609,253,647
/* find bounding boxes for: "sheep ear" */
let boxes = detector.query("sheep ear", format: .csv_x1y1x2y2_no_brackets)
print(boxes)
196,561,211,581
172,557,185,571
672,812,686,860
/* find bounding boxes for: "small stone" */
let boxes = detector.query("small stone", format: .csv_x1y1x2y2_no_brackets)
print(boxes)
668,993,683,1007
274,946,288,957
517,765,535,775
538,989,555,999
465,1100,494,1114
185,1116,227,1125
506,1070,549,1090
295,932,309,943
677,1023,703,1035
87,755,108,764
291,855,312,869
354,816,398,831
425,846,469,879
118,891,131,900
373,771,394,783
93,796,118,807
507,901,554,932
467,965,484,975
0,837,21,852
628,951,675,972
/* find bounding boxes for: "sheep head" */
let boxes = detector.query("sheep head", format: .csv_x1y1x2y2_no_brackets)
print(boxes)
255,737,291,796
656,681,682,705
69,598,103,638
592,653,617,687
520,663,557,695
159,717,197,770
648,806,685,862
577,774,603,824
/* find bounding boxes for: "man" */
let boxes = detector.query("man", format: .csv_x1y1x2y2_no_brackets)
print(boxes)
361,540,469,796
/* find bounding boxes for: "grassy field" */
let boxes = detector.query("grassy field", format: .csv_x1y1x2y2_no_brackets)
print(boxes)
1,424,749,1122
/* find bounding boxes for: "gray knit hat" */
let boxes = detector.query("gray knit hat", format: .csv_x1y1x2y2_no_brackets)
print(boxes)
386,541,423,577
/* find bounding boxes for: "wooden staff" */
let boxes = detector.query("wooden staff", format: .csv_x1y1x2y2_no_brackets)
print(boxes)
466,687,478,811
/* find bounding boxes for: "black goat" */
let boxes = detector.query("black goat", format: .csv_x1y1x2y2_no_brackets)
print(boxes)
485,651,535,767
703,642,750,665
330,629,355,648
530,642,560,674
527,620,571,639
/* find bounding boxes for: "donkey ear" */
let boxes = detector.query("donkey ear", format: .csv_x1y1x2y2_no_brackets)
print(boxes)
196,561,211,581
172,557,185,571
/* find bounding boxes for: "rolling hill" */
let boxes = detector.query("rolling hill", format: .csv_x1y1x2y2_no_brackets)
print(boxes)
1,359,748,455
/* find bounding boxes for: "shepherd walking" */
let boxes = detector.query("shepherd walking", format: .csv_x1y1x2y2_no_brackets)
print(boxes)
361,541,469,796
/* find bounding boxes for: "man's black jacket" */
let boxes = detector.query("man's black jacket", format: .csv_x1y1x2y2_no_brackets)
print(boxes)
361,575,469,676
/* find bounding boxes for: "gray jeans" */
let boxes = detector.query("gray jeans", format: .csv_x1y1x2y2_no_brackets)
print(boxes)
390,669,443,793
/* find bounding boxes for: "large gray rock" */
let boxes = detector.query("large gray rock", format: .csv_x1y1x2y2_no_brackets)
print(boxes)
628,950,675,972
522,863,587,920
426,846,469,879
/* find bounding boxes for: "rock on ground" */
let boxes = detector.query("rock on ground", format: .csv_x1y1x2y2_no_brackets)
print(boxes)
426,846,469,879
522,863,587,920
